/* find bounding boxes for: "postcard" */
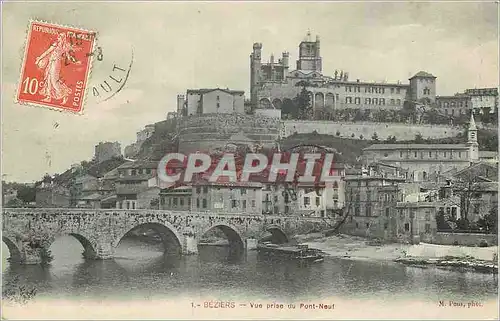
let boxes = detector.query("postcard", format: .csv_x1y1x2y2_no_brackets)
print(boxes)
2,1,499,320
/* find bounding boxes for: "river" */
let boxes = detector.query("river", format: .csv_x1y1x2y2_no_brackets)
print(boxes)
2,235,497,305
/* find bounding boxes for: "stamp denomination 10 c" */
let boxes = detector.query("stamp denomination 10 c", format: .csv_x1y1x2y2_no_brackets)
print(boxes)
15,20,96,114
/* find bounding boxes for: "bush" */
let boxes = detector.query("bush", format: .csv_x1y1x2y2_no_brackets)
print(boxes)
479,240,489,247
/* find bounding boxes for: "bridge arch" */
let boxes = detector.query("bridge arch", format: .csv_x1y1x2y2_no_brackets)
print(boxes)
115,221,183,255
2,236,22,263
264,225,289,244
197,224,245,254
47,232,98,260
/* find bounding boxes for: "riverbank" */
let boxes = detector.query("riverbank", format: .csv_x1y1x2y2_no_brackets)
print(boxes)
296,232,498,273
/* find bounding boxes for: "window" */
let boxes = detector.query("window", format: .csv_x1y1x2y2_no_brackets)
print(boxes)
365,222,369,228
131,170,136,176
180,198,184,206
274,195,278,202
425,223,431,233
355,206,360,216
474,203,480,213
315,197,320,206
385,208,390,217
232,200,238,208
146,169,151,174
404,223,410,232
384,222,388,230
396,88,401,94
396,99,401,105
380,98,385,105
414,151,417,158
203,187,208,194
241,189,247,195
216,102,220,108
365,206,371,217
355,97,360,104
390,99,395,105
202,199,207,208
391,88,395,94
428,151,432,158
196,198,200,208
400,151,403,158
252,200,256,207
346,97,352,104
173,197,178,206
304,197,310,206
365,98,371,104
356,222,359,228
242,200,247,209
373,98,378,105
196,187,201,194
216,95,220,101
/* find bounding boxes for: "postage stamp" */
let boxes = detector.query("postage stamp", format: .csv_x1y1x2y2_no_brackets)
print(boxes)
15,20,96,114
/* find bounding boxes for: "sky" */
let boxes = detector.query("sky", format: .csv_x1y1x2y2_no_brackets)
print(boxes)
2,1,498,183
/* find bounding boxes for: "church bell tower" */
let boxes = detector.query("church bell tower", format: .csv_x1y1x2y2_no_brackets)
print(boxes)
467,113,479,163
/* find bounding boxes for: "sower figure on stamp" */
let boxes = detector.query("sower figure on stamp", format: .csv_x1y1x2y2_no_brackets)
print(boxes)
35,32,81,105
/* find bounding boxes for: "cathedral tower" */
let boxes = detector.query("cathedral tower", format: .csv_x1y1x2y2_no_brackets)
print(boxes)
296,31,322,73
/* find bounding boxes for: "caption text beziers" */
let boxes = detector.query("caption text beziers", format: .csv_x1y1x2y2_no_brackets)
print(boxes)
197,301,335,310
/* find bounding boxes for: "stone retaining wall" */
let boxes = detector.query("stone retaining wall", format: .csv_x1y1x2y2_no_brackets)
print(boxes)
430,232,498,246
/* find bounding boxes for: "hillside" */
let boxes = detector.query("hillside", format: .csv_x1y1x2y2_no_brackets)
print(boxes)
280,128,498,165
135,119,178,161
131,119,497,164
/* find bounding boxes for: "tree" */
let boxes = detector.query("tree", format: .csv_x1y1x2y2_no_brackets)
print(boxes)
436,210,452,230
281,99,298,119
414,133,424,143
293,87,312,120
6,198,24,208
385,135,397,143
451,173,485,222
477,206,498,234
16,185,36,203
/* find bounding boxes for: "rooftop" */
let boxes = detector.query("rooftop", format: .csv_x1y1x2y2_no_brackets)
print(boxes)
363,144,468,151
479,151,498,158
117,160,158,169
186,88,245,95
409,71,436,79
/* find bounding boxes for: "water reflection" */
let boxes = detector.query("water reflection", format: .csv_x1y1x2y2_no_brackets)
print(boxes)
2,238,497,303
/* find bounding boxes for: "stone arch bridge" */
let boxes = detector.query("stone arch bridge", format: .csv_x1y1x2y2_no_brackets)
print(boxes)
2,208,331,265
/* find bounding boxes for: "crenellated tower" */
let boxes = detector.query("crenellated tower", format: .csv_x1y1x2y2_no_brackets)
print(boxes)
250,42,262,109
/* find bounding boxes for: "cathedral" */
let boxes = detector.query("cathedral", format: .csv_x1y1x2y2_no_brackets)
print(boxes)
250,32,436,113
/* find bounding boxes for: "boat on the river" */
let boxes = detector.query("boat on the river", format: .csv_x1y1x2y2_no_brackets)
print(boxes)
257,242,324,263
